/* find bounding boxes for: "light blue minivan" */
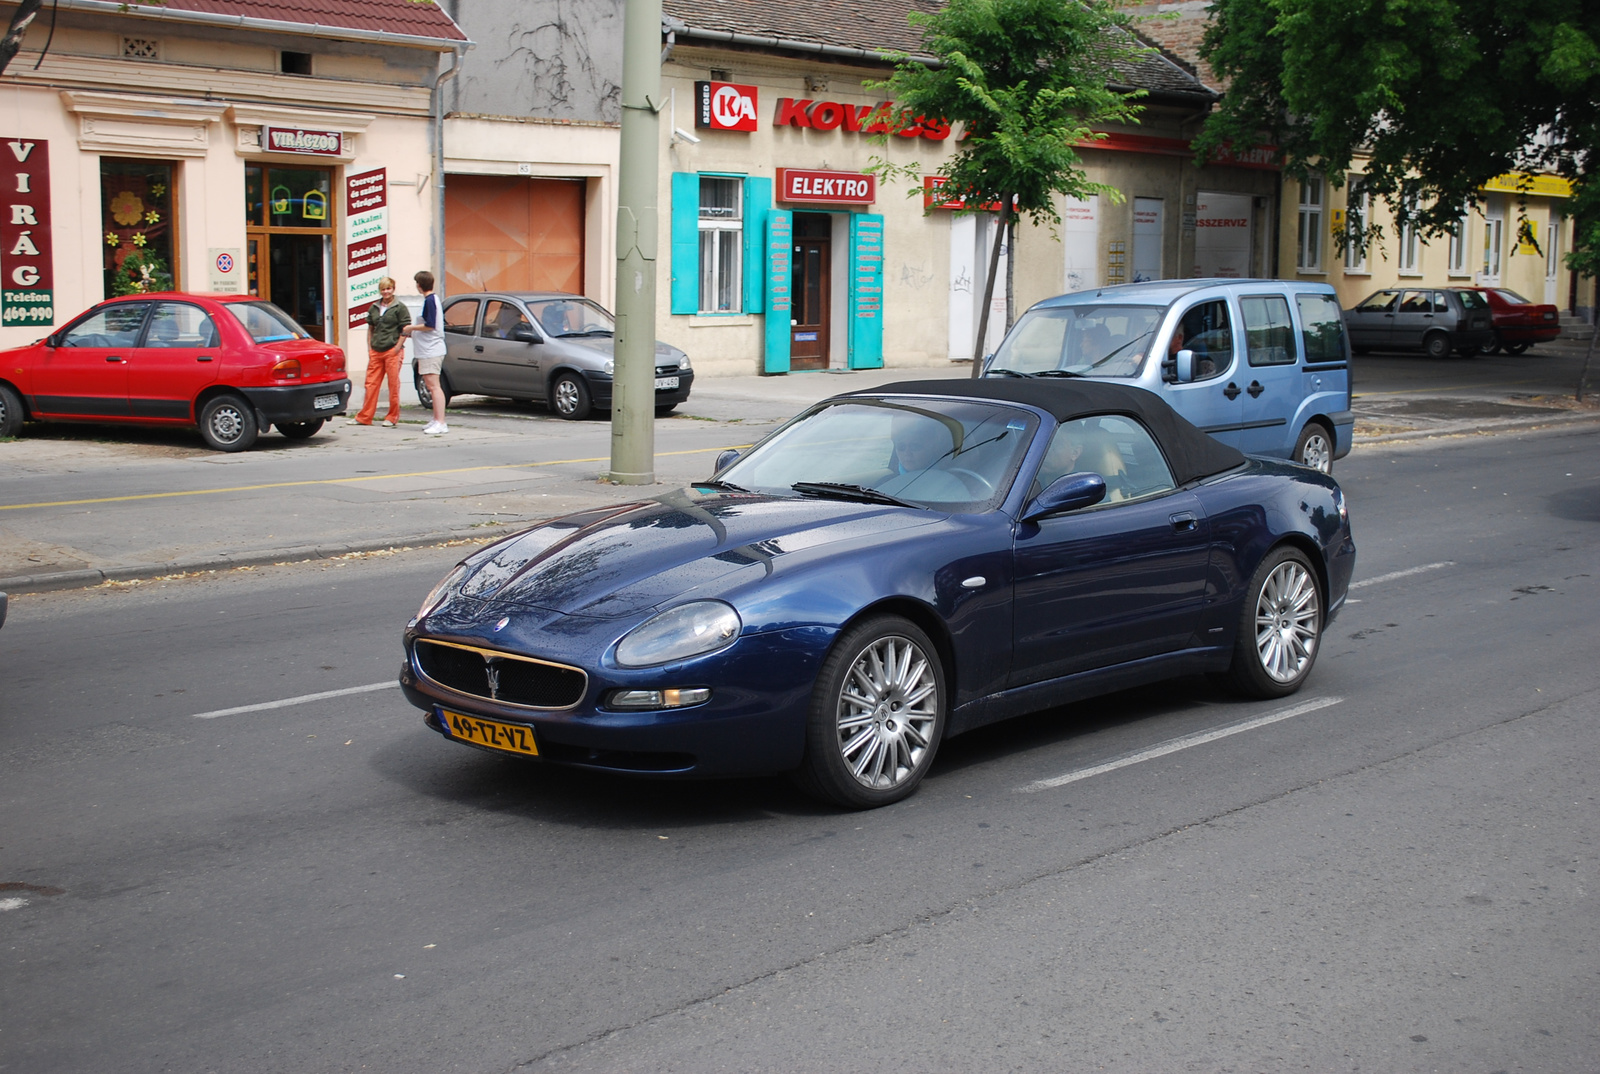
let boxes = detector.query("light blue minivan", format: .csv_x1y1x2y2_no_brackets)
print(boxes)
983,279,1353,472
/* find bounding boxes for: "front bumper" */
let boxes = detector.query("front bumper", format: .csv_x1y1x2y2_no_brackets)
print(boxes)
583,368,695,410
398,625,823,777
240,380,352,424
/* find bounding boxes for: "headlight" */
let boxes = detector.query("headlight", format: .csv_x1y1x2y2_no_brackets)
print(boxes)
416,563,469,621
676,352,691,371
615,600,741,667
603,358,615,375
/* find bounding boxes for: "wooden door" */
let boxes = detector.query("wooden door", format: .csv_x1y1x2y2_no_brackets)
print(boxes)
790,213,831,371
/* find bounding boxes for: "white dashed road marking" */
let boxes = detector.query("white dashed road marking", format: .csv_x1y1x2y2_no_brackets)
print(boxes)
1018,696,1345,793
1349,561,1454,589
193,681,398,719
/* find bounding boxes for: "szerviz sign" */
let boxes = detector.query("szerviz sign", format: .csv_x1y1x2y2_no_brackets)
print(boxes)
695,81,758,132
1,137,52,327
777,169,876,205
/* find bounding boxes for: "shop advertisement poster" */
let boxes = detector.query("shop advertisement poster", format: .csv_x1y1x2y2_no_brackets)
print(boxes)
345,168,388,329
1,137,53,327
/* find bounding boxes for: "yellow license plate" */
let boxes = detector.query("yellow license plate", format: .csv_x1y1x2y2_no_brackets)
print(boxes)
441,709,539,757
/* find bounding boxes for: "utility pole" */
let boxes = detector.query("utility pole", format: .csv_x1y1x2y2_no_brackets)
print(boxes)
609,0,662,484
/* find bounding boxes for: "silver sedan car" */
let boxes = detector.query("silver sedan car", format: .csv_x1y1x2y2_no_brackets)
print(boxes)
415,291,693,420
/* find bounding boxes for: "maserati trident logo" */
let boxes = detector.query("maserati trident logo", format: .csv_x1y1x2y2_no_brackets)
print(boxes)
485,661,501,701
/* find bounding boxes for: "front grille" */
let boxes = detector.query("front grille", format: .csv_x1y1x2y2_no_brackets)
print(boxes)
414,639,587,710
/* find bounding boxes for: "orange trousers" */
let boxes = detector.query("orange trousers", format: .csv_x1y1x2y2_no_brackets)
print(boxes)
355,344,404,424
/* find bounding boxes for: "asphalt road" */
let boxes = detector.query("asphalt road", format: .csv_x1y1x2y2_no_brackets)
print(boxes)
2,417,1597,1072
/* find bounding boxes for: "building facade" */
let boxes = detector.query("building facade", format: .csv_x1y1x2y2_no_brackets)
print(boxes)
0,0,466,353
657,0,1285,378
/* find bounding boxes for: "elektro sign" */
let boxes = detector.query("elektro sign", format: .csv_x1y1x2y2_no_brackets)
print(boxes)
695,81,759,131
776,169,876,205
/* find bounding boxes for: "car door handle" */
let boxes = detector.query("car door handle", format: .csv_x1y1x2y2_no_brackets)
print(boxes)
1169,512,1198,532
105,355,124,363
197,355,214,362
474,345,484,353
1247,380,1264,398
1223,381,1241,400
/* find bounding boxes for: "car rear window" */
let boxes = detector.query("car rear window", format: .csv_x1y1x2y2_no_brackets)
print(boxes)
1492,289,1530,305
226,301,310,342
1456,290,1490,310
1296,293,1347,362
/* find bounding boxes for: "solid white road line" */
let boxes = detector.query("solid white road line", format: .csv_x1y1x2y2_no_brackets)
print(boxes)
193,680,398,719
1348,561,1454,589
1018,696,1345,793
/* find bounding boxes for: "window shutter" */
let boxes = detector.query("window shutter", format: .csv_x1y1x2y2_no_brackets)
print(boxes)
743,176,772,313
848,213,884,368
764,210,793,373
670,172,699,315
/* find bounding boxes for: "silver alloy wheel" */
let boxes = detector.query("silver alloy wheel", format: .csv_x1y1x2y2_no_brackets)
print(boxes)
1299,431,1332,472
1254,559,1320,683
207,401,248,445
553,377,581,416
835,634,939,790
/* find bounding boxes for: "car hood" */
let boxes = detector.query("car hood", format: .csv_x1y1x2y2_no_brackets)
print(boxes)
549,335,687,364
453,490,938,617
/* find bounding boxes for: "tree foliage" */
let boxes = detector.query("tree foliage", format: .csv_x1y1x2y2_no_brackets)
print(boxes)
873,0,1149,368
1196,0,1598,268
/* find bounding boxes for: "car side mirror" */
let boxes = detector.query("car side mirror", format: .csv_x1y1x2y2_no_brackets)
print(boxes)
714,448,742,472
510,323,540,344
1021,471,1106,522
44,333,59,348
1173,349,1195,382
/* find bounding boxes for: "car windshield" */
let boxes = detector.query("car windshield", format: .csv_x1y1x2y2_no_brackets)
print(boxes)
527,298,615,337
988,304,1164,378
717,398,1038,512
227,301,310,342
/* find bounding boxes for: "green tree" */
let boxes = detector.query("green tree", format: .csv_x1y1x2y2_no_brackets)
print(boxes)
874,0,1148,375
1197,0,1598,268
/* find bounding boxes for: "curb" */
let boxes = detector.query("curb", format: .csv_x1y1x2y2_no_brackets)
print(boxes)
6,405,1598,597
0,526,529,595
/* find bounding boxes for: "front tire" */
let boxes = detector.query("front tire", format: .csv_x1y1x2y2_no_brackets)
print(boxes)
198,394,258,452
550,372,592,420
796,616,946,809
1422,331,1451,359
0,382,24,438
1222,546,1323,699
1293,422,1333,473
277,419,324,440
1504,341,1530,355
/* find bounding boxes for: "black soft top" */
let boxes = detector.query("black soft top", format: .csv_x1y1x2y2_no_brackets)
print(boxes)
856,378,1247,486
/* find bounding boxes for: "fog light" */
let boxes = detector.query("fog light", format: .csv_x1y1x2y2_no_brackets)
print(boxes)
607,687,711,710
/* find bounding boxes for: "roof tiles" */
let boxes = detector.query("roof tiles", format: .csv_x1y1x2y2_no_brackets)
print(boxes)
150,0,467,43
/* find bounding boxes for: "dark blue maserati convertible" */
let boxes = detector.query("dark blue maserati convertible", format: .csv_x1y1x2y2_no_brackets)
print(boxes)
400,379,1355,808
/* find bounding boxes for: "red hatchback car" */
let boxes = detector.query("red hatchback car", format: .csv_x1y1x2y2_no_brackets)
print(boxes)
1456,287,1562,354
0,293,351,451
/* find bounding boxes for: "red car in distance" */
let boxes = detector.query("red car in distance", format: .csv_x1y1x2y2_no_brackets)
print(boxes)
0,293,351,451
1456,287,1562,355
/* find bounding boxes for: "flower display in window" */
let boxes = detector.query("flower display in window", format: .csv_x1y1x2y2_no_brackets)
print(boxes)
110,190,145,226
132,232,148,247
144,210,161,224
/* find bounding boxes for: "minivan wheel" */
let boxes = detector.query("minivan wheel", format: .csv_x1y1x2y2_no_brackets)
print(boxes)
550,372,592,420
1422,331,1451,359
1293,423,1333,473
198,394,258,452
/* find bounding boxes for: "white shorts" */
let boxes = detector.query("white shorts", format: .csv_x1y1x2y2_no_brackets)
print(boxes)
415,353,444,376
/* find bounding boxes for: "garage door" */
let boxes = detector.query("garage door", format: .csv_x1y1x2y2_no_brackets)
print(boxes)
444,176,584,295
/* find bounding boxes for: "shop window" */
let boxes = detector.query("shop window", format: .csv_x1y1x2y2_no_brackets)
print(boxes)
101,159,177,298
1397,194,1421,275
698,177,743,313
245,163,334,339
1343,177,1368,273
1447,208,1471,275
1295,174,1323,272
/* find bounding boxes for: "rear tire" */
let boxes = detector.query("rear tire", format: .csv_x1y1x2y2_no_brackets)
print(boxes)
198,394,258,452
1422,331,1451,359
1504,342,1530,355
794,616,946,809
277,419,324,440
1222,546,1323,699
415,371,453,410
1482,337,1503,355
0,382,24,438
1293,422,1333,473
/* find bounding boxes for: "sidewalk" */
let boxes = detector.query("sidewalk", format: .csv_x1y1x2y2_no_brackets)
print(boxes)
2,361,1597,594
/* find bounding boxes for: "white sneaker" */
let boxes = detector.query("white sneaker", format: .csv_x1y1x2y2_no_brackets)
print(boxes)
423,422,447,436
381,419,396,428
